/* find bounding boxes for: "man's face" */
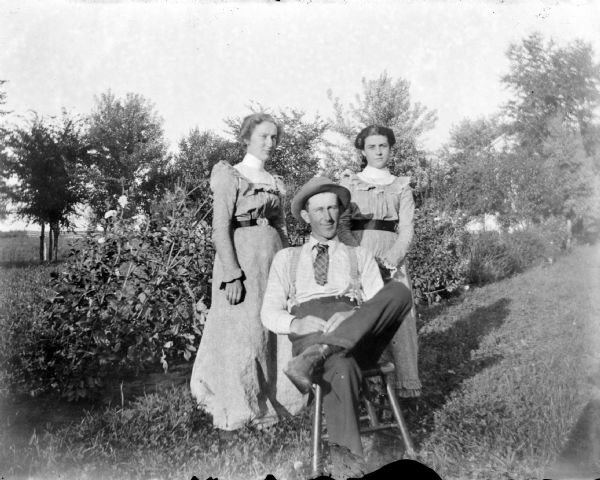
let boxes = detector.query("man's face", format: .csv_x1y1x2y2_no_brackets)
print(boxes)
300,192,340,242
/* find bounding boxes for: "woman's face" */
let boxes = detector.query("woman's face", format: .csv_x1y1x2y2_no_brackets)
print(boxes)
245,121,278,162
362,134,391,169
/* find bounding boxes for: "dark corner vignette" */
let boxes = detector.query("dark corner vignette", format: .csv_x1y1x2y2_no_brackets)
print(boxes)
192,458,444,480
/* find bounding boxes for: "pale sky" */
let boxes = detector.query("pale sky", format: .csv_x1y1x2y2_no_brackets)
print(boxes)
1,0,599,229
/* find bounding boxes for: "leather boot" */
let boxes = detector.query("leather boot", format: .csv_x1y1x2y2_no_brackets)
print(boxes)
284,344,341,394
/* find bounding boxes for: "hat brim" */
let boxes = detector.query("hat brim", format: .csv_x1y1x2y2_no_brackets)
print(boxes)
291,182,351,222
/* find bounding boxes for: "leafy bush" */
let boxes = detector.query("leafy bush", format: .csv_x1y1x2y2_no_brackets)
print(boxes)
467,232,519,285
7,188,213,401
467,217,569,285
0,265,56,399
407,203,470,303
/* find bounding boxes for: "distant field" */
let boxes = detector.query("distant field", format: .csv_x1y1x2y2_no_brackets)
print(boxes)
0,231,84,265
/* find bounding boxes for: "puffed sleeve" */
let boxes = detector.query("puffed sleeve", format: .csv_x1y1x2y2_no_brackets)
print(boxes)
337,170,360,247
381,177,415,268
210,161,243,284
272,175,290,248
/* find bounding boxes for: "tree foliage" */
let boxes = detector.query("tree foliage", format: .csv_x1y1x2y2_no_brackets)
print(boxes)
439,34,600,233
87,91,169,219
328,71,437,145
436,117,506,217
165,128,240,223
502,32,600,155
328,72,437,203
0,80,9,220
171,128,239,186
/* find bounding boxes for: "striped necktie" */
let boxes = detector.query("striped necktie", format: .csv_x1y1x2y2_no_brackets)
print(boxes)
313,243,329,286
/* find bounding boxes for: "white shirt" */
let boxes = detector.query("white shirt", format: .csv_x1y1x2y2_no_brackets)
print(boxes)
234,153,274,185
261,235,384,335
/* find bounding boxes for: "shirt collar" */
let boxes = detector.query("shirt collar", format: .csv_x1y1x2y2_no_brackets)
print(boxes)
241,152,265,171
308,235,340,252
358,165,395,185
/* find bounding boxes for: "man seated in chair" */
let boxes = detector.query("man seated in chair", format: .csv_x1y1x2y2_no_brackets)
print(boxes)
261,176,413,474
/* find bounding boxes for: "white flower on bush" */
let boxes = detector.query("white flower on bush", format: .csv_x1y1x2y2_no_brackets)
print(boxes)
118,195,128,208
104,210,117,219
97,237,106,244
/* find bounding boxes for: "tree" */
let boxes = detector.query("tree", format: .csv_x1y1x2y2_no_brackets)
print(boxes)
86,91,169,219
437,116,507,217
0,80,10,220
166,128,240,222
446,117,502,167
502,33,600,155
327,72,437,202
171,128,240,187
500,34,600,234
0,113,91,261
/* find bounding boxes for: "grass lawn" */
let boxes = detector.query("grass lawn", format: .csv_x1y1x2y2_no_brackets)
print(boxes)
1,245,598,480
0,231,81,266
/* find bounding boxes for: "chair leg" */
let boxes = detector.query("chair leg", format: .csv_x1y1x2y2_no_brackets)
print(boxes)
363,379,380,427
311,383,323,476
385,380,415,457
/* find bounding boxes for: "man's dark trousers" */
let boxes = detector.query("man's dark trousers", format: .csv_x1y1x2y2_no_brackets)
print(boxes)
289,281,412,457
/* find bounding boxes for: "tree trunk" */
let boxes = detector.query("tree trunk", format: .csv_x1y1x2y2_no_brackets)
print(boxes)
39,223,46,263
566,217,573,251
52,223,60,262
47,225,54,262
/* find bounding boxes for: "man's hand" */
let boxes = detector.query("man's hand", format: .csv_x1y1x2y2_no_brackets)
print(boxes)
290,315,327,335
323,310,354,334
224,278,244,305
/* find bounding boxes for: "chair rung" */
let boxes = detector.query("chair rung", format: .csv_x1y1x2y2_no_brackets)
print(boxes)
360,423,400,434
362,362,395,377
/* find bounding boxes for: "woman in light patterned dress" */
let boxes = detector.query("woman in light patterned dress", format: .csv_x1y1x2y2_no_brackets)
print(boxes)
338,124,421,397
190,113,303,432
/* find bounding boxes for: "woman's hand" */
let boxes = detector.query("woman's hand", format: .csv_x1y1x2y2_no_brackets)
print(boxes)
224,278,245,305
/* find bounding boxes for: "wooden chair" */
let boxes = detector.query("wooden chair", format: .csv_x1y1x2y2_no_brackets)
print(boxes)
310,361,415,476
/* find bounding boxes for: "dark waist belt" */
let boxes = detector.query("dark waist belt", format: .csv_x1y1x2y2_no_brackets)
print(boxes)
233,218,273,229
351,219,398,232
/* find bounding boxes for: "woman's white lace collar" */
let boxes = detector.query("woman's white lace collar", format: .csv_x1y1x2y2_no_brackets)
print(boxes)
357,165,395,185
239,153,265,171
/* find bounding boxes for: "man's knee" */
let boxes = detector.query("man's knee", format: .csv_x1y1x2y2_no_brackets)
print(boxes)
380,281,412,309
323,354,362,385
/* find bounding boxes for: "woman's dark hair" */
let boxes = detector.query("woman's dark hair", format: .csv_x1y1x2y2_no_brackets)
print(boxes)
239,113,283,147
354,125,396,150
354,125,396,169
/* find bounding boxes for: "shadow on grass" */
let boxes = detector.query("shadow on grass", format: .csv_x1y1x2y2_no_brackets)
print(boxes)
405,297,511,445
